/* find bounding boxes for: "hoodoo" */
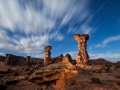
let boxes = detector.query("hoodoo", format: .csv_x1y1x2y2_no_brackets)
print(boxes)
44,46,52,66
74,34,89,66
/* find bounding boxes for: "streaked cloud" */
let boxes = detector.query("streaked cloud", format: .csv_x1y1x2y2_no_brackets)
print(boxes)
0,0,95,57
96,35,120,47
89,52,120,62
0,52,5,56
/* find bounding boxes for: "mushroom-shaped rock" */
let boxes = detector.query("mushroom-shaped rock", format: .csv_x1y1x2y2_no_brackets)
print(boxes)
44,46,52,66
74,34,89,66
74,34,89,41
44,46,52,51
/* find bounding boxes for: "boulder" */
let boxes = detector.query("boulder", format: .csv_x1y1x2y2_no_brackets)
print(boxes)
28,62,78,90
90,77,101,84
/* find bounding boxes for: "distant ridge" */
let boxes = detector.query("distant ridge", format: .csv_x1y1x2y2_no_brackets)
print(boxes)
30,57,43,63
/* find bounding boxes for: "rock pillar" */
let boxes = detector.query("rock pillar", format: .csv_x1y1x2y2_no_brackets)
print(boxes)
26,56,30,65
44,46,52,66
74,34,89,66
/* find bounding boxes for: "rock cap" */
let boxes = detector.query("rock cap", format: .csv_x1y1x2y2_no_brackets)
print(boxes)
74,34,89,41
44,46,52,51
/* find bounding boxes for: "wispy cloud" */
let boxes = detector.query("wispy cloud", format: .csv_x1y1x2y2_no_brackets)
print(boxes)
66,2,94,35
0,0,95,58
79,23,93,34
89,52,120,62
95,35,120,48
0,52,5,56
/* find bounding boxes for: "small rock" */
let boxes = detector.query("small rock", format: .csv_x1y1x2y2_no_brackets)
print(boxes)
90,77,101,84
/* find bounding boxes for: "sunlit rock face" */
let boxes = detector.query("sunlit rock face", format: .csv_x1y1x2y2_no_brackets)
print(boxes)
28,62,78,90
44,46,74,66
74,34,89,66
62,54,73,63
44,46,52,66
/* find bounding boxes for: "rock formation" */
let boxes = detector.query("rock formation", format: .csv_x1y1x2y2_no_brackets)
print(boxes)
0,34,120,90
44,46,52,66
44,45,74,66
28,62,78,90
74,34,89,66
62,54,73,63
4,54,28,66
26,56,30,65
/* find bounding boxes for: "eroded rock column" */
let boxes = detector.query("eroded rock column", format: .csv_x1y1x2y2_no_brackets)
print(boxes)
74,34,89,66
44,46,52,66
26,56,30,65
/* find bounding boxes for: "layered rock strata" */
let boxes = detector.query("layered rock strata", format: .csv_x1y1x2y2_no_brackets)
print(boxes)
28,62,78,90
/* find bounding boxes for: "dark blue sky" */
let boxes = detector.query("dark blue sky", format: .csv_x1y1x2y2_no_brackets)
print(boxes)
0,0,120,62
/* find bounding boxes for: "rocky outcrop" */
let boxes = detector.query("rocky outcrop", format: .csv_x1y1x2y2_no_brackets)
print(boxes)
28,62,78,90
26,56,30,65
0,34,120,90
44,46,73,66
82,59,114,73
5,54,29,66
0,57,120,90
74,34,89,66
53,54,64,63
61,54,73,64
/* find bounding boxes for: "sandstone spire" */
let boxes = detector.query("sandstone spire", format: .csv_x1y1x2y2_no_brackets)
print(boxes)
74,34,89,66
26,56,30,65
44,46,52,66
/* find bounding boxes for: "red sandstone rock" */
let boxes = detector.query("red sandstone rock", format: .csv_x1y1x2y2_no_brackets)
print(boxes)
62,54,71,63
28,62,78,90
74,34,89,66
44,46,52,66
0,34,120,90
